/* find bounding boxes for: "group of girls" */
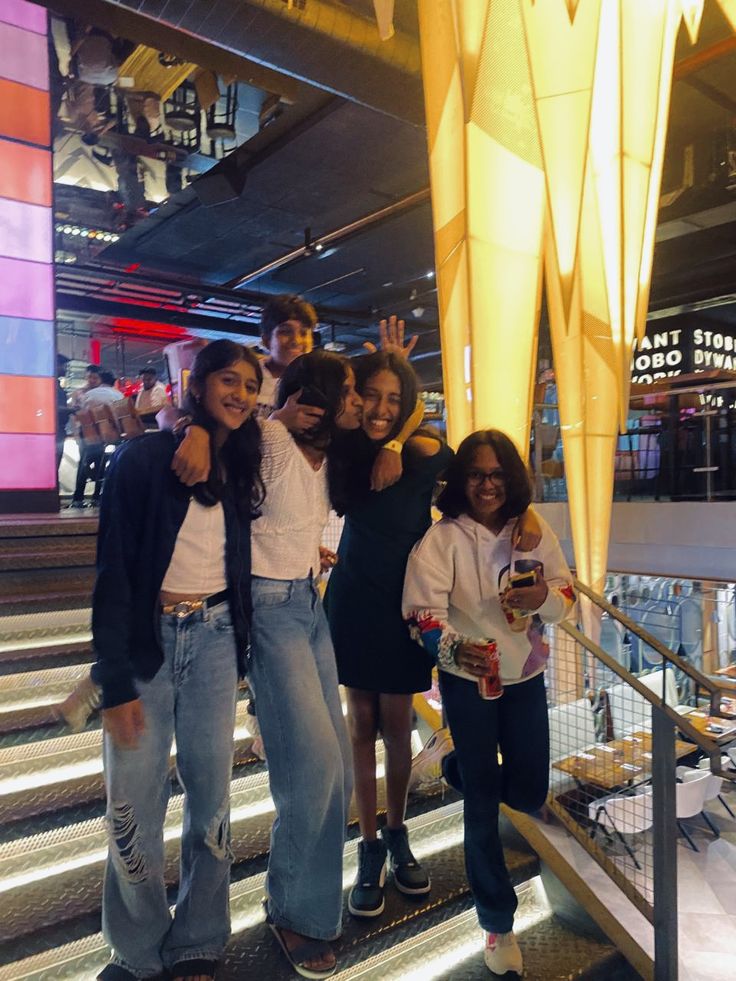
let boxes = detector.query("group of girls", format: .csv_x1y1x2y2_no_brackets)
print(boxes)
92,310,573,981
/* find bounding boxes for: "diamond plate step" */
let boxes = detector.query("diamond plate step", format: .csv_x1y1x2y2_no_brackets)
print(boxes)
0,537,96,573
0,515,98,539
0,700,255,824
0,663,95,736
0,641,93,675
0,802,540,980
0,568,95,615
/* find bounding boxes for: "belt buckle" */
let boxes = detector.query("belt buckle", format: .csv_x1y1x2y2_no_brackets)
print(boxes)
173,601,201,619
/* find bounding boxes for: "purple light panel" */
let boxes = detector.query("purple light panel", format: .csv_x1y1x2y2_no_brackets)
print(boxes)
0,196,52,263
0,433,55,489
0,20,48,89
0,0,46,34
0,256,53,321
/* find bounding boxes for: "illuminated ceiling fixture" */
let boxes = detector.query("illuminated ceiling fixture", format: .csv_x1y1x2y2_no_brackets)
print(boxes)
418,0,726,597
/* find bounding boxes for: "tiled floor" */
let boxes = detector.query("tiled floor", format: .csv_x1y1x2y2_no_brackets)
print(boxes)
537,781,736,980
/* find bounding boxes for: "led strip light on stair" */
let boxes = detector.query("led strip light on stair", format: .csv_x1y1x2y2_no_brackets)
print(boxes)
330,876,550,981
0,664,91,713
0,700,253,796
0,799,464,981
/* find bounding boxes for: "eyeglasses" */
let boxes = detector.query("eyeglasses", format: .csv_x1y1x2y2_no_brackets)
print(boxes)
466,469,506,486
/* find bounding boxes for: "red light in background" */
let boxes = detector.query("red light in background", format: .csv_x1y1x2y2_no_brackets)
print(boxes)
124,263,141,273
110,317,191,342
90,339,101,364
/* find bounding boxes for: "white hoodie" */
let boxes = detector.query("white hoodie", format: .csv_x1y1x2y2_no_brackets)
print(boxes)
402,513,574,685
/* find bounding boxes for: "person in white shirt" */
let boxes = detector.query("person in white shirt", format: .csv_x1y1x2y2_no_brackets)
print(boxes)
402,429,574,978
256,294,316,417
134,367,169,418
70,370,125,508
173,349,364,980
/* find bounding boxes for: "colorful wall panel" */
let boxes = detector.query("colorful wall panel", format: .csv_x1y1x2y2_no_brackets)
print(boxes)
0,0,55,502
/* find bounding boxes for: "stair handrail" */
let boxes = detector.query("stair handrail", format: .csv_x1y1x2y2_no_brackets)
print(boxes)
572,577,735,779
574,577,731,719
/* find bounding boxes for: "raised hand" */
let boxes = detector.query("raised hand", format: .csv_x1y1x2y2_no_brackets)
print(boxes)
363,314,418,359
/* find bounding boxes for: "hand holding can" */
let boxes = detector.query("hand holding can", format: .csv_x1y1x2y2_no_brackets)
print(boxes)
476,640,503,700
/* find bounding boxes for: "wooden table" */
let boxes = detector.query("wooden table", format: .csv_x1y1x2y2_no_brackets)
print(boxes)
552,730,694,791
715,664,736,679
678,709,736,741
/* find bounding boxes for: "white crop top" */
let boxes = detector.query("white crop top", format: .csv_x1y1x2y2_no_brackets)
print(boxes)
161,498,227,594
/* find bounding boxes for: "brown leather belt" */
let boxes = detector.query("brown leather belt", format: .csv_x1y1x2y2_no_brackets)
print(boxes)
161,588,230,619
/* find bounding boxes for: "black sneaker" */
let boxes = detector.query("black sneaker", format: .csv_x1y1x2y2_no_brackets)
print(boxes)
381,824,431,896
348,838,387,918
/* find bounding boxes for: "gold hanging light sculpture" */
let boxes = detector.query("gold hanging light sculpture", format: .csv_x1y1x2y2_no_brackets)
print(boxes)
418,0,729,594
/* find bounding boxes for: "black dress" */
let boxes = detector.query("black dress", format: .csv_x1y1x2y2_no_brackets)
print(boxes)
326,440,453,694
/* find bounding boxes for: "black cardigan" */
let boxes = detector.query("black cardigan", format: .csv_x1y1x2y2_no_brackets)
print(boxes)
91,431,253,708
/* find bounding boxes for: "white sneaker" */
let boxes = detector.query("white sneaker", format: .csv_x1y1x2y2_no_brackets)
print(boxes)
408,727,454,794
484,931,523,976
56,676,102,731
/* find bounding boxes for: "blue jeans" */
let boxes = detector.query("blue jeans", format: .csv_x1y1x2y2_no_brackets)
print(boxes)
249,576,352,940
102,601,238,977
440,671,549,934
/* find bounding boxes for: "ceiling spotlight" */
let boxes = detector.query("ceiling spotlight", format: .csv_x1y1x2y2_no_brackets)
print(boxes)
426,270,435,279
63,225,72,234
412,306,425,319
314,242,324,252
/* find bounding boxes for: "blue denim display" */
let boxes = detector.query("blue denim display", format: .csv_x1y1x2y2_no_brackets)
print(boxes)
249,576,353,940
102,601,238,977
440,671,549,934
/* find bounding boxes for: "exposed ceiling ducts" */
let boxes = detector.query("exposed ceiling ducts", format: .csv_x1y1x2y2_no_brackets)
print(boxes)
51,0,425,126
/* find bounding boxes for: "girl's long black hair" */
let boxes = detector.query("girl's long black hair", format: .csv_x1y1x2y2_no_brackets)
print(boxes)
331,352,436,515
183,340,265,516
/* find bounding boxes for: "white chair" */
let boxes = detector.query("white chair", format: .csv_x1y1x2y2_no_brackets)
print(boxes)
588,792,653,870
696,757,736,819
675,768,712,850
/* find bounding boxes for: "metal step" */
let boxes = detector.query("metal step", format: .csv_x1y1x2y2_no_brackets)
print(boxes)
0,515,98,540
0,537,96,573
0,700,256,824
0,664,94,736
0,568,95,615
0,801,540,980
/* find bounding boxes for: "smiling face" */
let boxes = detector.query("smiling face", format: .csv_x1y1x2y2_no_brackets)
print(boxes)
361,369,402,443
264,318,313,369
335,364,363,431
198,359,260,443
465,444,507,529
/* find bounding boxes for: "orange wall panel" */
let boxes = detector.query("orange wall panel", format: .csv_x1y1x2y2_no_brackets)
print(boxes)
0,78,50,147
0,141,51,206
0,374,55,434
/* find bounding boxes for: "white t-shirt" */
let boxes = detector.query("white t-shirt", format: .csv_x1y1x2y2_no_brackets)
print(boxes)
256,362,279,419
135,381,169,414
81,385,124,408
250,419,329,580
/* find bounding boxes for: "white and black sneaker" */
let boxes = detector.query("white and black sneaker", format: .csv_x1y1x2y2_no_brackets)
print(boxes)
348,838,387,918
381,824,431,895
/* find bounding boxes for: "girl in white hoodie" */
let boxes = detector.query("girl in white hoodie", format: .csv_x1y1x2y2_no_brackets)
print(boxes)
402,429,574,978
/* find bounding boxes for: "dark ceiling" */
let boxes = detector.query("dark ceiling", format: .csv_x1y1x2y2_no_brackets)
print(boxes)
48,0,736,390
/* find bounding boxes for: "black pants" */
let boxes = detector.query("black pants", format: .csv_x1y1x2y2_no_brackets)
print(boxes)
72,444,106,502
440,670,549,934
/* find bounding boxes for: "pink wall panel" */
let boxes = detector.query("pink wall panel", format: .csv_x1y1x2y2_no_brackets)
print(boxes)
0,433,55,489
0,0,46,34
0,20,47,89
0,255,53,320
0,141,52,206
0,197,51,263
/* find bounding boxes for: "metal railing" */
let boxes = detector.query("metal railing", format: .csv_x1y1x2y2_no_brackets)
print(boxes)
533,378,736,503
547,578,736,980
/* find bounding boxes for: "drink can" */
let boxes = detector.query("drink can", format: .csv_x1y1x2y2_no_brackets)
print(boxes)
476,640,503,700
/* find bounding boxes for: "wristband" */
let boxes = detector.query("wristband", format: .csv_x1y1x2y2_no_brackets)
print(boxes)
382,439,404,454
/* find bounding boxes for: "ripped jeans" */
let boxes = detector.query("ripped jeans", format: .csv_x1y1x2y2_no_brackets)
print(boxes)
102,600,238,977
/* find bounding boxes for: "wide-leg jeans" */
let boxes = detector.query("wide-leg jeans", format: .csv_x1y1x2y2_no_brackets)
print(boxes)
102,601,238,977
440,670,549,935
249,575,353,941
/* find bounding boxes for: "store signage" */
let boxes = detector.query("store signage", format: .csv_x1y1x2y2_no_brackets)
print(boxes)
631,319,736,383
